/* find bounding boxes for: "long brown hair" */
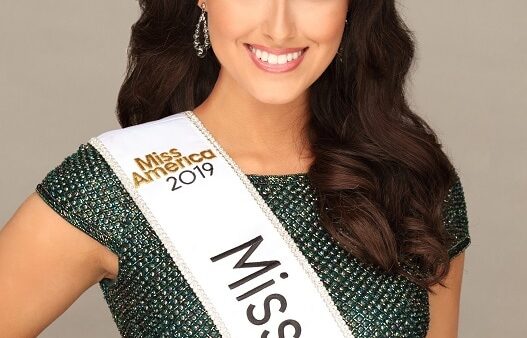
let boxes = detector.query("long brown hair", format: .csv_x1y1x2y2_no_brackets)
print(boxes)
116,0,458,291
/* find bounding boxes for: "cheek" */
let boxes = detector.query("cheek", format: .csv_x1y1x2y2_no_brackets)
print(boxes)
300,5,347,51
207,2,252,50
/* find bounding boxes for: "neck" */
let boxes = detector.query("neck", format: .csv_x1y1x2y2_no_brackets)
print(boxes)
192,69,314,174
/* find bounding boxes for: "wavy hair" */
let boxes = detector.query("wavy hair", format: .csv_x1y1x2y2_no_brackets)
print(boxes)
116,0,459,291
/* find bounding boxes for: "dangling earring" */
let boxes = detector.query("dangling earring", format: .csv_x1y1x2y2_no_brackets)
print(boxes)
336,17,349,63
193,2,211,58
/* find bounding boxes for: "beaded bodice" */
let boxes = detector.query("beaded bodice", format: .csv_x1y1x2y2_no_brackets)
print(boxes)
35,143,470,337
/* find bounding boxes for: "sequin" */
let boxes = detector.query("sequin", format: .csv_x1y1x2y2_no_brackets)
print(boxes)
35,143,470,338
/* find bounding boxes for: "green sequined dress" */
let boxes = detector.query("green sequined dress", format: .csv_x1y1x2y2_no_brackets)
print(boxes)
35,143,470,338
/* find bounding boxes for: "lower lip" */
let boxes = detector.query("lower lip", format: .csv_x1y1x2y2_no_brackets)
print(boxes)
245,44,307,74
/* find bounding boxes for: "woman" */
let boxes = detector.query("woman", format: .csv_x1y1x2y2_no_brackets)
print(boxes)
0,0,470,337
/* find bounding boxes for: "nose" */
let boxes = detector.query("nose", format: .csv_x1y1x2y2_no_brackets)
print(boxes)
262,0,296,46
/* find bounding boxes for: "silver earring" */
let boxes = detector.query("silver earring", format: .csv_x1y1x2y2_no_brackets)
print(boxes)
193,2,210,58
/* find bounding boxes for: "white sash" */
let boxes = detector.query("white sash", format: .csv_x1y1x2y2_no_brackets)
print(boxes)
88,110,354,338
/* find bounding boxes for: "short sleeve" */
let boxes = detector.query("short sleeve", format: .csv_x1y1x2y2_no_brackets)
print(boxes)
442,173,471,259
35,143,123,257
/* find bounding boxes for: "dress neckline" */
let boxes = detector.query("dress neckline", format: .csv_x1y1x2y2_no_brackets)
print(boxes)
245,172,308,178
245,172,310,185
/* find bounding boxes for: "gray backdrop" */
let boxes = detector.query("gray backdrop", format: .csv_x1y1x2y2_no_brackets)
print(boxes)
1,1,525,337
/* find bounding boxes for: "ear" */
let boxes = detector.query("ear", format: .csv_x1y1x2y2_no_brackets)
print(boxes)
196,0,208,13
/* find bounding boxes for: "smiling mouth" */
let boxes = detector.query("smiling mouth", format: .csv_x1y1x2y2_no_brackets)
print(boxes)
244,43,308,65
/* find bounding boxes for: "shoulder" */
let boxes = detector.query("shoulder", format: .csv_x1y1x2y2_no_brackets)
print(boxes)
37,142,113,200
37,110,192,198
34,111,192,261
35,141,128,258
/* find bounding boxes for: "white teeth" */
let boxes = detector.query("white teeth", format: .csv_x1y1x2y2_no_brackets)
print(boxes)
277,54,287,64
261,51,269,62
249,45,303,64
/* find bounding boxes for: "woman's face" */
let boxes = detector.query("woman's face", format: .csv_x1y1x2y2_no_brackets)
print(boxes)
197,0,349,105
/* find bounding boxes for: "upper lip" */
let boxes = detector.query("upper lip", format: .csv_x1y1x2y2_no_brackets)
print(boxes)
246,43,307,55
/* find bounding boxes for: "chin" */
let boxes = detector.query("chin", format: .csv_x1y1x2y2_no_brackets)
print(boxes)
244,82,305,105
251,91,303,106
